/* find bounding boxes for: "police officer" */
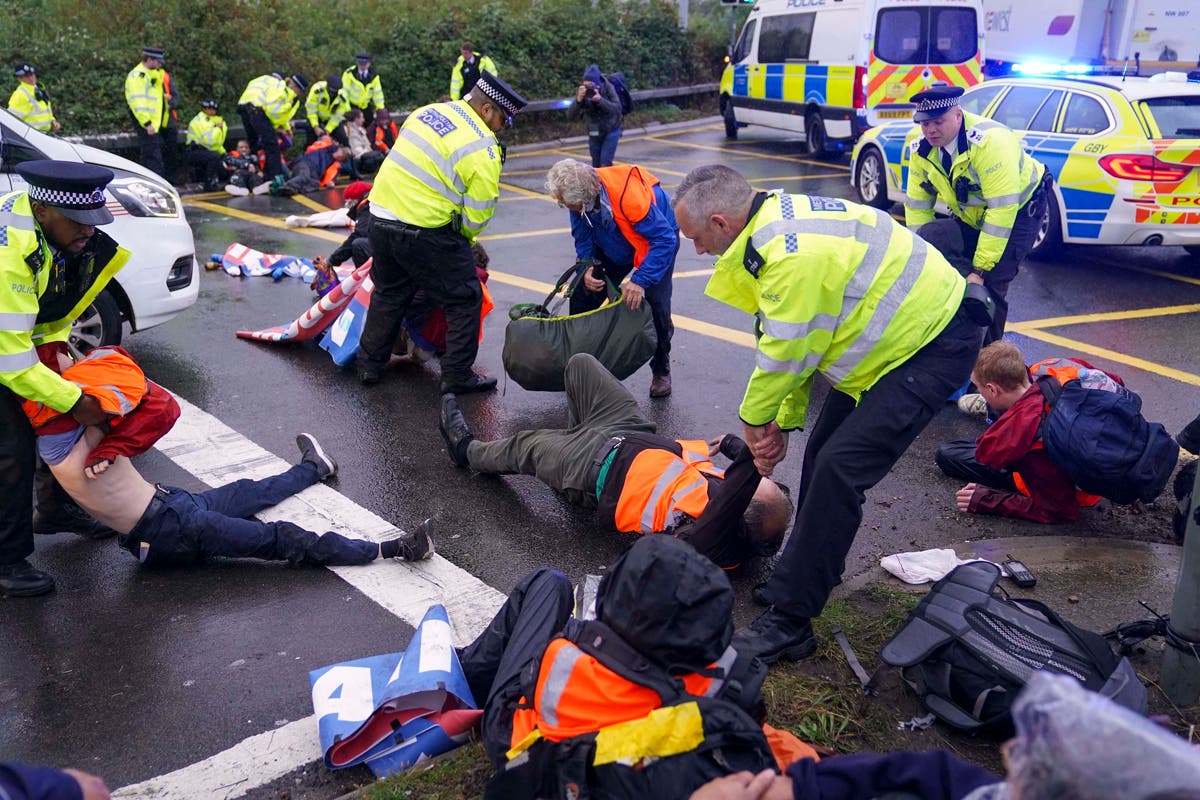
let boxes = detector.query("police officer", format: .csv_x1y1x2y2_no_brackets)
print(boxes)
0,162,130,598
7,63,59,133
304,74,350,148
185,99,227,191
672,164,982,664
237,72,307,180
356,71,526,392
124,45,170,178
449,42,497,101
341,53,384,126
905,86,1050,345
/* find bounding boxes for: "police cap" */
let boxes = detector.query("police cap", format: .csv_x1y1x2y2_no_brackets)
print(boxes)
200,98,218,111
142,45,165,62
289,73,309,93
471,71,527,119
355,52,372,63
17,161,116,226
912,85,964,122
14,63,35,77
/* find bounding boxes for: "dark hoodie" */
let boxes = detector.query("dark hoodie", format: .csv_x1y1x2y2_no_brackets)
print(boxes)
569,63,623,135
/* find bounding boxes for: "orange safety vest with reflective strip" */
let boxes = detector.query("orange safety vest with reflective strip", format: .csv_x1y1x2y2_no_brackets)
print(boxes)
595,165,660,270
372,120,398,151
613,439,725,534
22,346,146,429
508,637,717,748
303,136,342,188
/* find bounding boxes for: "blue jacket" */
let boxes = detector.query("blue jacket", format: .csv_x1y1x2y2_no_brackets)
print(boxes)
0,763,82,800
569,184,677,289
787,750,999,800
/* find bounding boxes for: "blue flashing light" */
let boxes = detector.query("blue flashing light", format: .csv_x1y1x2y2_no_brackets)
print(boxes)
1012,62,1093,77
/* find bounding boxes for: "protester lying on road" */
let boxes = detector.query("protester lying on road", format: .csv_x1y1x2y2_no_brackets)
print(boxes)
439,353,792,569
1,761,110,800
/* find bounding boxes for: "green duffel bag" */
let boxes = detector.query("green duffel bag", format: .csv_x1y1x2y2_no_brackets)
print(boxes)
503,264,657,392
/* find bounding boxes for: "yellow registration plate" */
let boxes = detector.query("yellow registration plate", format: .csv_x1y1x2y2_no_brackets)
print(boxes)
876,110,912,119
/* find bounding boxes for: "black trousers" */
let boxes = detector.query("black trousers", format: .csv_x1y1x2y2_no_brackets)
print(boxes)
935,438,1017,492
357,219,483,382
917,175,1050,346
0,386,34,565
764,308,983,619
238,104,285,179
458,567,574,768
568,246,677,378
133,123,166,179
187,145,225,188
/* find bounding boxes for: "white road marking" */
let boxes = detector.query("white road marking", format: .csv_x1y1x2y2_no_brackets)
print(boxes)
113,395,505,799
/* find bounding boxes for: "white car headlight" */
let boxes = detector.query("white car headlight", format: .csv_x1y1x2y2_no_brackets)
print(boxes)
108,177,180,218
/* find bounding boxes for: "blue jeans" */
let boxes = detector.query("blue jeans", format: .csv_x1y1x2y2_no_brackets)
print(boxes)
119,463,378,567
588,128,621,168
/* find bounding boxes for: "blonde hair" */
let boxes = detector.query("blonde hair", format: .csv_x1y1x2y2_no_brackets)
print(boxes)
973,341,1029,391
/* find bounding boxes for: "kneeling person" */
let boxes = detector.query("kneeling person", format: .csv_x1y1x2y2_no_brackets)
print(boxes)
439,353,791,568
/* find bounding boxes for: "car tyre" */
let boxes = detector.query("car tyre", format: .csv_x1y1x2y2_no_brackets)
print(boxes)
1029,189,1064,260
723,98,739,140
69,288,122,358
855,147,892,209
805,113,829,159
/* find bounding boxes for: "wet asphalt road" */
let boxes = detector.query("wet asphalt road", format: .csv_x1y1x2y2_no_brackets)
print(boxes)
3,120,1199,795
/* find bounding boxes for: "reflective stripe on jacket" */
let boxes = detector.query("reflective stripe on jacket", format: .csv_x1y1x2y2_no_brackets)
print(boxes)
706,193,964,430
0,191,130,412
613,439,723,534
239,75,299,129
340,68,384,111
449,52,498,101
185,112,227,153
904,110,1045,270
124,62,166,130
370,100,501,240
23,346,146,428
8,83,55,131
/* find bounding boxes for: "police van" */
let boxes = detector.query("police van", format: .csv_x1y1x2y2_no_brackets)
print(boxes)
720,0,984,155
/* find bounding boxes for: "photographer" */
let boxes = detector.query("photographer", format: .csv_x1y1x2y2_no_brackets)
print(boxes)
568,65,623,167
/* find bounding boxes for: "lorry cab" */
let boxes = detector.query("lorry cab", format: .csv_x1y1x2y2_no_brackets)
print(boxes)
720,0,984,155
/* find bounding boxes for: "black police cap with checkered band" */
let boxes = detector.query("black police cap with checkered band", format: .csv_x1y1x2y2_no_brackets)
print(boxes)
16,161,115,226
471,71,527,119
912,86,965,122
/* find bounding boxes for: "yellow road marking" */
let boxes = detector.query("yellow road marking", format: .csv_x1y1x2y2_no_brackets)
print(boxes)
478,227,571,241
748,173,853,183
674,268,714,279
499,181,552,201
290,194,332,214
1119,265,1200,288
1008,303,1200,331
1012,328,1200,387
183,199,346,243
645,135,852,171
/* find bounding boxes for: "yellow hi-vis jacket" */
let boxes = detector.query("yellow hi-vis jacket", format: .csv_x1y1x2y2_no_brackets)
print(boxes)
8,83,56,132
449,52,498,101
0,191,130,412
369,100,502,242
238,75,300,130
340,68,384,112
904,110,1045,271
706,194,965,430
124,61,167,132
185,111,227,153
305,80,351,132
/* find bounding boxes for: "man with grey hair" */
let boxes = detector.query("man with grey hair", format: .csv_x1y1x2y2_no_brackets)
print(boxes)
672,164,982,664
545,158,679,397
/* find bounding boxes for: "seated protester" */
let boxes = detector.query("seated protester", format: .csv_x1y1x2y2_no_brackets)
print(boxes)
327,180,373,269
185,99,227,191
461,535,809,798
439,353,792,569
936,341,1116,523
23,348,434,568
332,107,373,177
276,139,349,196
366,107,398,154
224,138,268,196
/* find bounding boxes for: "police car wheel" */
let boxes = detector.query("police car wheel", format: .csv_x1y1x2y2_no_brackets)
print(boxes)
805,114,827,158
68,289,122,359
723,99,738,140
855,148,891,210
1029,190,1063,260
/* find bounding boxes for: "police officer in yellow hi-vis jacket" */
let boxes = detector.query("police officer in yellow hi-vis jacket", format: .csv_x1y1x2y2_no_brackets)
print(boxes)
238,72,307,180
185,99,227,191
357,71,527,393
342,53,385,126
124,45,170,178
0,161,131,598
904,86,1050,345
7,63,59,133
673,164,983,665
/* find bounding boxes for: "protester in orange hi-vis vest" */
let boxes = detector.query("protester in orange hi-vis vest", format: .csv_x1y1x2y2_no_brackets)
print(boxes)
936,341,1112,524
438,354,792,569
545,158,680,397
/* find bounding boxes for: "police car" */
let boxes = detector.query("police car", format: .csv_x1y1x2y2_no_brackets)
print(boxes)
849,73,1200,259
1,107,198,355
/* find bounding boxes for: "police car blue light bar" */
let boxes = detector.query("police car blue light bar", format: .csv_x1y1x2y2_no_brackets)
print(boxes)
1012,62,1094,77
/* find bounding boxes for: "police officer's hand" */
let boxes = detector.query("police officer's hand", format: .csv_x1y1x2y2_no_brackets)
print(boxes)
744,421,788,476
966,271,985,286
63,768,111,800
52,120,62,132
621,282,645,310
688,770,780,800
70,393,108,427
582,266,605,293
956,483,979,511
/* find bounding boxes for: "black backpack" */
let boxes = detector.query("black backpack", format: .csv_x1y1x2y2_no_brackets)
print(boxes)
879,561,1145,735
607,72,634,115
1037,375,1178,504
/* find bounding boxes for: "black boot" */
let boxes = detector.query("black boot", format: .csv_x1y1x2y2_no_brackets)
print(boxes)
440,373,497,395
381,518,436,561
0,559,55,598
439,394,475,468
732,607,817,665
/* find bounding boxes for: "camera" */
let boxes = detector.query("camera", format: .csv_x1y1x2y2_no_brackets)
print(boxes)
585,84,598,99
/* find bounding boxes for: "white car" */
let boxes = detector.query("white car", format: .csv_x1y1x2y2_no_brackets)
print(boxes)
0,108,199,354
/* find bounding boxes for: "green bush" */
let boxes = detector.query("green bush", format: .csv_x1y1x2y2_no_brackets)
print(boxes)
0,0,727,135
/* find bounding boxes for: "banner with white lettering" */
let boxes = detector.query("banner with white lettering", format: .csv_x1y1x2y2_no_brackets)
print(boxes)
308,604,481,777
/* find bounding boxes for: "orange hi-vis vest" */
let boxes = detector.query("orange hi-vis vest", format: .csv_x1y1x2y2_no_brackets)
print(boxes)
596,165,661,270
303,136,342,188
372,121,398,151
22,346,146,429
614,440,725,534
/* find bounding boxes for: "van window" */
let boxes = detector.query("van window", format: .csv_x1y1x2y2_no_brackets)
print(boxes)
1061,94,1110,135
758,12,815,62
960,84,1004,115
733,18,757,64
876,7,978,65
1028,90,1064,132
991,86,1054,130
